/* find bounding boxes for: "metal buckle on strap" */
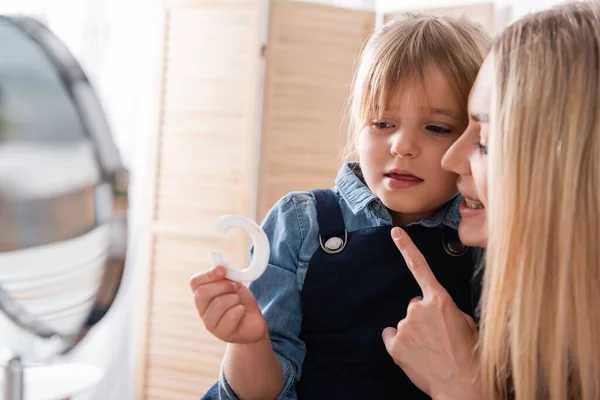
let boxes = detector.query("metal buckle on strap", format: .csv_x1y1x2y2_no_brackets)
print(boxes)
319,230,348,254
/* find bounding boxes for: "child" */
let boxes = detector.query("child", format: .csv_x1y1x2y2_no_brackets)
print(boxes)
192,13,491,400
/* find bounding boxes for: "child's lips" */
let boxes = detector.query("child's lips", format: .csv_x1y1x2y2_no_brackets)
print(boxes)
386,169,423,181
384,173,424,189
385,173,422,181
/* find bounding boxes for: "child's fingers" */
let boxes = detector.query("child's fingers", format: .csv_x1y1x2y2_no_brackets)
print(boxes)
202,293,242,331
193,280,239,315
235,282,261,310
219,304,246,337
189,265,227,291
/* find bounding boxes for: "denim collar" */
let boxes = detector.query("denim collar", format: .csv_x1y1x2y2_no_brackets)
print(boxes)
335,162,460,230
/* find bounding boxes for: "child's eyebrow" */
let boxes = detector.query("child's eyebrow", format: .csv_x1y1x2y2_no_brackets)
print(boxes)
470,112,490,123
429,108,459,119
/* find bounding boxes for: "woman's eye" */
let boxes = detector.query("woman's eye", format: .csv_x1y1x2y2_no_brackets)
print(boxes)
426,125,453,135
371,120,394,129
475,141,488,155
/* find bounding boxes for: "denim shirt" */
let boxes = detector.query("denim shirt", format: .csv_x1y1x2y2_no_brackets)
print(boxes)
217,162,461,400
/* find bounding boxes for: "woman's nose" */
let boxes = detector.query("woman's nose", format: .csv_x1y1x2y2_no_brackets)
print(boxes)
442,132,471,175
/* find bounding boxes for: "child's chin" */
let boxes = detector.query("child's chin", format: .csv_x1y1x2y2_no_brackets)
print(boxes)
380,198,438,219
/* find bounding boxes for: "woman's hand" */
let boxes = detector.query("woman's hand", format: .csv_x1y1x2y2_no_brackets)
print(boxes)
382,227,482,400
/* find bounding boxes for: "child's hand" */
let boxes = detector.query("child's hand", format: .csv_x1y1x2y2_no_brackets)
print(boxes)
189,265,268,344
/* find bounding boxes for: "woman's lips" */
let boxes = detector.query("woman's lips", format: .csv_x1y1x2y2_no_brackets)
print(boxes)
384,173,424,189
464,198,483,209
459,196,485,218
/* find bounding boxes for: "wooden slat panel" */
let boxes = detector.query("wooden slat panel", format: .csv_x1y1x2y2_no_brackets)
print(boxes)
152,235,249,274
256,0,375,220
146,385,203,400
142,235,246,397
384,3,496,35
137,0,261,398
155,5,259,226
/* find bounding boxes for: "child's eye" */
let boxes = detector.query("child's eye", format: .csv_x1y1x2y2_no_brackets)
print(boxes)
426,125,453,135
371,120,394,129
474,141,488,155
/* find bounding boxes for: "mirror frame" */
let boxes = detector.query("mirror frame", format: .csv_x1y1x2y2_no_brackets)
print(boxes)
0,15,128,357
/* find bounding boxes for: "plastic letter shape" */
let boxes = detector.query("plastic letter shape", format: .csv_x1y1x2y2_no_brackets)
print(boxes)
209,215,270,282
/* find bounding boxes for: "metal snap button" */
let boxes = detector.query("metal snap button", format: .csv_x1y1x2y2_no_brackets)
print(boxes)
443,239,468,257
324,237,343,251
441,231,469,257
444,240,469,257
319,231,348,255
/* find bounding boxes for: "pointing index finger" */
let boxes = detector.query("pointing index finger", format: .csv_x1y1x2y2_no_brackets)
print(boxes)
391,227,442,297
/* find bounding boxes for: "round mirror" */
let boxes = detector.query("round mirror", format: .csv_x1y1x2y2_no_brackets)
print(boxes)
0,13,128,367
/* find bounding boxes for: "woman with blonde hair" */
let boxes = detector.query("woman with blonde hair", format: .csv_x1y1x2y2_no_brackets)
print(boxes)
382,2,600,399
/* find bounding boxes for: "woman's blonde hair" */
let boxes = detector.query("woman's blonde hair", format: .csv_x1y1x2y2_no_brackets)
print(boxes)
481,2,600,399
344,13,491,160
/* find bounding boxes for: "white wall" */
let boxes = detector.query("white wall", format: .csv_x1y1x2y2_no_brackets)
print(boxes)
1,1,163,399
60,1,164,399
298,0,571,35
504,0,568,23
376,0,570,30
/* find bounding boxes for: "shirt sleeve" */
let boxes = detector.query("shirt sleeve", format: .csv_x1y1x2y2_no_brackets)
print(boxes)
218,193,307,400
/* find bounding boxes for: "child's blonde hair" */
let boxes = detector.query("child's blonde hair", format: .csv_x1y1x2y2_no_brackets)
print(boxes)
344,13,492,160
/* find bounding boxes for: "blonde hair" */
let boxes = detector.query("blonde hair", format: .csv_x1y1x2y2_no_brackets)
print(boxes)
344,13,491,160
481,2,600,399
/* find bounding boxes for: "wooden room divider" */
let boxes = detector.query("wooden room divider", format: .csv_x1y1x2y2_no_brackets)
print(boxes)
256,1,374,221
135,0,262,398
136,1,372,398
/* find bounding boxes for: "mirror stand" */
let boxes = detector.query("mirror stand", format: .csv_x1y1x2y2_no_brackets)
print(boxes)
3,355,23,400
0,346,105,400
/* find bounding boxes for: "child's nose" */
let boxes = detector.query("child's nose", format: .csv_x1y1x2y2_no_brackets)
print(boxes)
390,129,419,158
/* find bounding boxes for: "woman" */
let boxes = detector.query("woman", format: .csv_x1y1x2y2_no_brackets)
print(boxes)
383,2,600,399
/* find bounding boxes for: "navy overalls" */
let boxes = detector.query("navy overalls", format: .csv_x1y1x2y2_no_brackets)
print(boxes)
201,189,477,399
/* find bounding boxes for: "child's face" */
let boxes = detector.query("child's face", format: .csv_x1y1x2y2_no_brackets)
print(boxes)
358,67,466,225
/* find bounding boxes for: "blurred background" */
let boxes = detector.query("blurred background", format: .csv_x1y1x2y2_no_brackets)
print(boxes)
0,0,570,399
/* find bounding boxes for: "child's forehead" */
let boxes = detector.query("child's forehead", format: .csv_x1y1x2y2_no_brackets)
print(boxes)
377,84,462,116
374,67,461,107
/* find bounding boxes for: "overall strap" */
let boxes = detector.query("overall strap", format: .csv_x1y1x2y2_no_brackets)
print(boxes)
309,189,347,254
